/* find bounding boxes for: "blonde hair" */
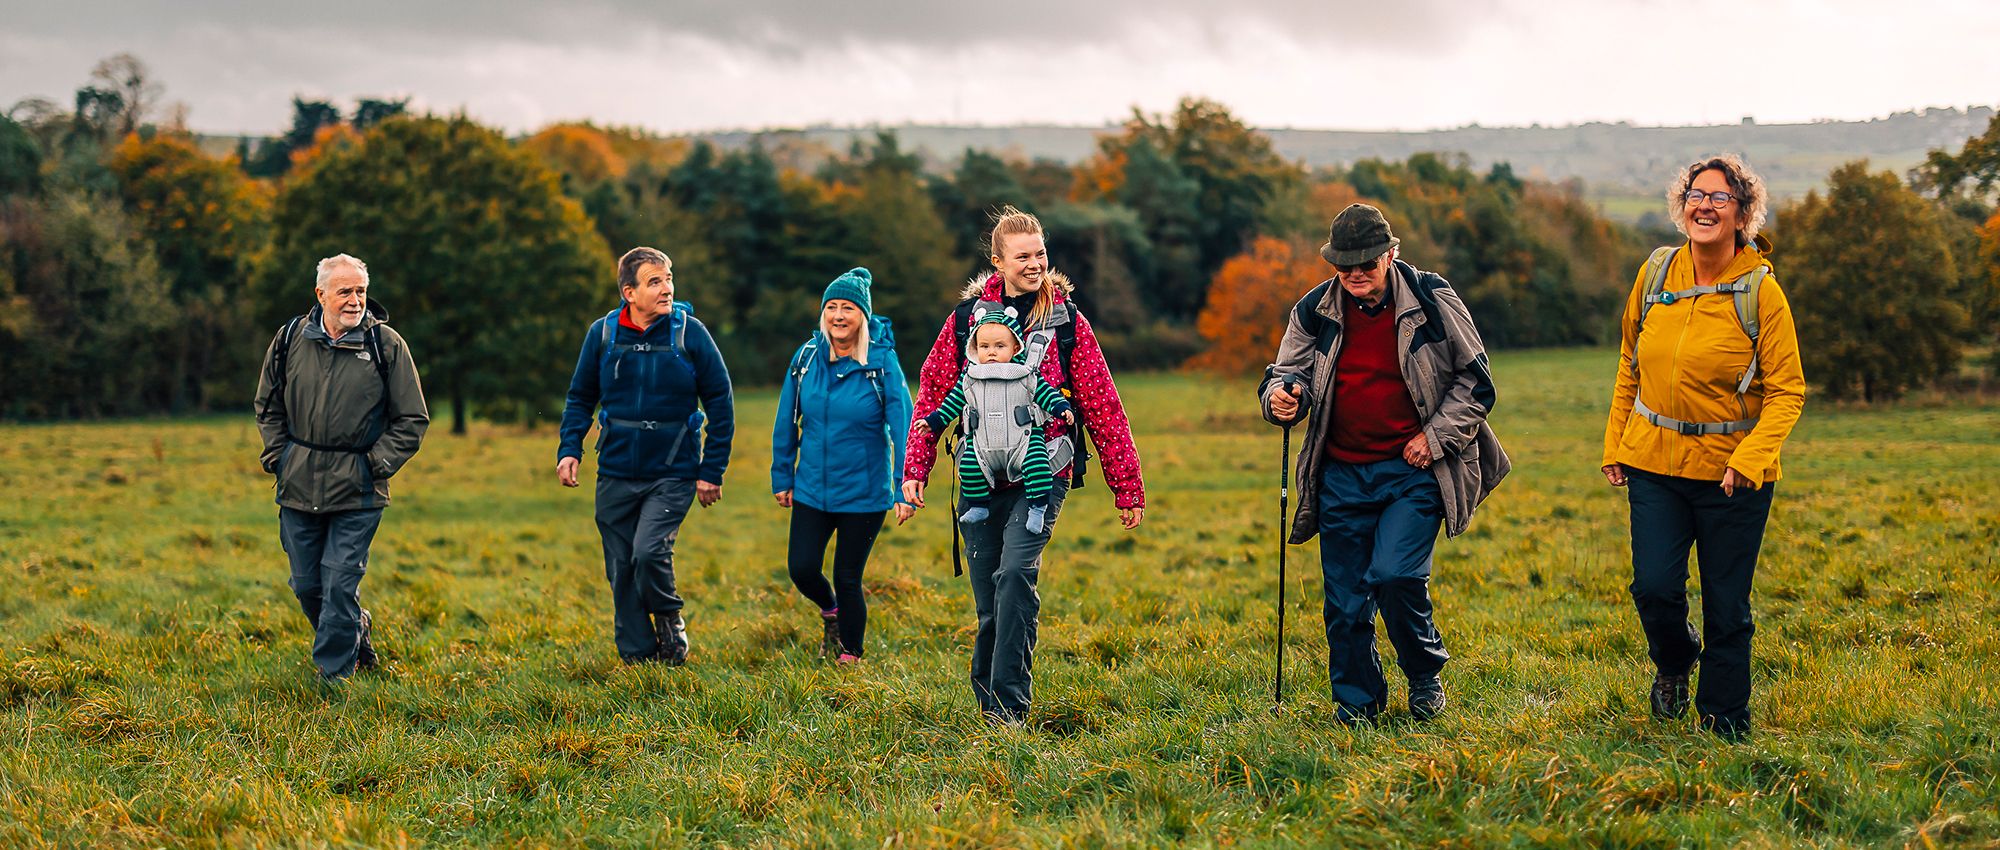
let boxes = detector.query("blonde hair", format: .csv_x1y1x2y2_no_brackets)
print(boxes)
987,205,1055,331
819,308,869,366
1668,154,1769,247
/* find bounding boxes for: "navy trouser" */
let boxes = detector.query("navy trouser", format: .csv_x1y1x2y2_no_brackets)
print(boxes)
1626,468,1774,734
787,503,887,655
962,478,1068,720
595,476,697,661
278,507,383,679
1316,458,1450,715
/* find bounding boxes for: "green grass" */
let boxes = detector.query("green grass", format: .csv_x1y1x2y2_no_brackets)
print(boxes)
3,348,1997,848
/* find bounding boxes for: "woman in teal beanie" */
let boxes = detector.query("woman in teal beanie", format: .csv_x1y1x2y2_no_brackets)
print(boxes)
771,267,914,663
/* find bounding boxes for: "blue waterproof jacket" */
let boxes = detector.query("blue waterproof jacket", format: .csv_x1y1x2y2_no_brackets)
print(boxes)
559,301,734,483
771,315,913,513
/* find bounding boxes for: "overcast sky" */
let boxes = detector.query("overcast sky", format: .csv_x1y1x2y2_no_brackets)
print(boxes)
3,0,1996,135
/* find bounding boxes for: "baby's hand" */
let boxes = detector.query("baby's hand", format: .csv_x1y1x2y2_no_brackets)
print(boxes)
912,420,930,437
1062,410,1075,424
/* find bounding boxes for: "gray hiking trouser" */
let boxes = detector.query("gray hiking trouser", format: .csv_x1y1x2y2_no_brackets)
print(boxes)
962,478,1069,720
595,475,697,660
279,507,383,679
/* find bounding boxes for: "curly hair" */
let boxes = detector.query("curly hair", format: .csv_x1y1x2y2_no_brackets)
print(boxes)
1667,153,1768,247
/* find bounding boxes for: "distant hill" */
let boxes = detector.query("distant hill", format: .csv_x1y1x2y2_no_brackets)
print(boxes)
696,106,1996,223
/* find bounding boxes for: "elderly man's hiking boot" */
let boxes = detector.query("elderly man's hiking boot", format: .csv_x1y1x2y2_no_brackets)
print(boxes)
1650,670,1692,719
354,608,379,671
1409,675,1446,721
655,612,689,666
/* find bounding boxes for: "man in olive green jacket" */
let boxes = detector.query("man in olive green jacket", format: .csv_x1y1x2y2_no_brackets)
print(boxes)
254,254,429,680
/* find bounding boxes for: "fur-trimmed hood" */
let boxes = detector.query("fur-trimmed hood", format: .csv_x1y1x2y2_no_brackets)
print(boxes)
960,269,1075,302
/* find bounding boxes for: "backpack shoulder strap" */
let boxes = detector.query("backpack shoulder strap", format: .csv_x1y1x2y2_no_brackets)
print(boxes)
1637,247,1678,326
270,315,307,396
952,298,979,355
366,323,391,386
1733,265,1767,344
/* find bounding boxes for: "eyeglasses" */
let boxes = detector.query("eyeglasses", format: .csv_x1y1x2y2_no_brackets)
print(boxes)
1334,257,1381,275
1683,189,1739,208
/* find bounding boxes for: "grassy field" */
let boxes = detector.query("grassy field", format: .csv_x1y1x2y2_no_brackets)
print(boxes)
3,348,1997,848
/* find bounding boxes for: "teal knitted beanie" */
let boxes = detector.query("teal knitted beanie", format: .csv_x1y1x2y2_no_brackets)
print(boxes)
822,267,873,316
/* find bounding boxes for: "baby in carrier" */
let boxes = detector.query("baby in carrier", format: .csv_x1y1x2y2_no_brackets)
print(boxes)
913,306,1074,534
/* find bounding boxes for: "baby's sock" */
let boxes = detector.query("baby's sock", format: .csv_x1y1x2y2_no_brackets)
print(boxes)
959,505,991,524
1026,504,1048,534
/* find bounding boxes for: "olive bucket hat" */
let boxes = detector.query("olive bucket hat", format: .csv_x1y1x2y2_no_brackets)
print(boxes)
1320,203,1401,266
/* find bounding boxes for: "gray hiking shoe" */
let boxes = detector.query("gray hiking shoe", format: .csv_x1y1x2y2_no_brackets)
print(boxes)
354,608,379,671
655,612,688,667
1409,675,1445,721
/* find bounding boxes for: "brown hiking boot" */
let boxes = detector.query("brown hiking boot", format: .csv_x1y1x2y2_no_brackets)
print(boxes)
1650,672,1691,719
819,611,842,659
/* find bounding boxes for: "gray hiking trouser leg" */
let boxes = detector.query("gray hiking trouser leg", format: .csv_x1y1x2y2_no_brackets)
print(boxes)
963,478,1069,719
279,507,384,680
595,476,697,660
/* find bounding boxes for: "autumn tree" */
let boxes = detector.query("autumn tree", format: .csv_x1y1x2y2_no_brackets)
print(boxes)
1783,161,1967,401
1187,236,1328,375
260,115,610,433
108,133,271,410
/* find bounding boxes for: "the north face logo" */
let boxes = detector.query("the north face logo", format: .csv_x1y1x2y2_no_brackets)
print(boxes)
355,351,372,362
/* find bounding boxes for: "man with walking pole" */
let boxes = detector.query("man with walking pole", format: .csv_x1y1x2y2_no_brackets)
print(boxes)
1259,204,1510,724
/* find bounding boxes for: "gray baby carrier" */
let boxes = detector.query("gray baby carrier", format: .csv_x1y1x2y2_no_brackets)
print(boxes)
957,311,1074,484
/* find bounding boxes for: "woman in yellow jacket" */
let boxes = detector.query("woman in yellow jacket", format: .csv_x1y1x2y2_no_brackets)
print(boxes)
1601,153,1806,738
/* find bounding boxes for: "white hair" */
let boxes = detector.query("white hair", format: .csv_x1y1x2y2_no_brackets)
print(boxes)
820,313,870,366
314,254,370,290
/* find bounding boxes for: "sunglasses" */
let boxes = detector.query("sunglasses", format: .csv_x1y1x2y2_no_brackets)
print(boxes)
1334,256,1382,275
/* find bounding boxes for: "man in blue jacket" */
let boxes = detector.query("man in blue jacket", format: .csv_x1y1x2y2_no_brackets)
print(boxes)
557,247,735,665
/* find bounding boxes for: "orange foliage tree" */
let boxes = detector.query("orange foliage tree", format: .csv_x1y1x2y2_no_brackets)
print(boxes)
1186,236,1329,375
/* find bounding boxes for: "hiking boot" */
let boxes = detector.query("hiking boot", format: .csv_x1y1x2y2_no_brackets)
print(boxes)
1409,675,1445,721
354,608,379,671
819,610,842,659
655,612,688,667
1650,672,1692,719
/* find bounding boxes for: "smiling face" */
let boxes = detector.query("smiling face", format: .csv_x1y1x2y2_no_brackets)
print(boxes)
622,259,674,325
972,322,1021,364
822,298,863,346
992,231,1047,297
316,265,368,336
1684,168,1743,250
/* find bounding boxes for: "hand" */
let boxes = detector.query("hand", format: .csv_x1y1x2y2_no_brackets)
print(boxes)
1061,409,1075,424
901,480,925,509
1120,507,1144,530
895,503,916,525
557,456,580,488
1270,383,1301,422
696,480,722,508
912,420,930,438
1721,467,1744,497
774,489,793,508
1601,464,1628,487
1402,433,1432,469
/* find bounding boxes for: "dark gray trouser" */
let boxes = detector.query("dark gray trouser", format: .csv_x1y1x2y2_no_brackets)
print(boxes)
279,507,384,679
595,475,697,660
962,478,1069,719
1627,468,1774,735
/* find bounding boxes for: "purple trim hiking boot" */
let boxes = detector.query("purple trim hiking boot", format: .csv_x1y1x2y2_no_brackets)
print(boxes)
820,609,842,659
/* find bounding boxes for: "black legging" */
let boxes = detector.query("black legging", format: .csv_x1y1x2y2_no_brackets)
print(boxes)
786,503,886,655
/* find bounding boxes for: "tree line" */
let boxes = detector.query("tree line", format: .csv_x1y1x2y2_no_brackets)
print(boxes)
4,55,1995,423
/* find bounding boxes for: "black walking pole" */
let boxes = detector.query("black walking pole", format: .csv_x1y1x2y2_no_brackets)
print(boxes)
1275,423,1291,705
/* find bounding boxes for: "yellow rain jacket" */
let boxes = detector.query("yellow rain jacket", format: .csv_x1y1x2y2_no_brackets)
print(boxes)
1601,241,1806,487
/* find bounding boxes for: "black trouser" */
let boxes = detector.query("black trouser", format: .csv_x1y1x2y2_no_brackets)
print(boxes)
786,503,886,655
594,476,696,661
1626,468,1775,734
963,478,1068,720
